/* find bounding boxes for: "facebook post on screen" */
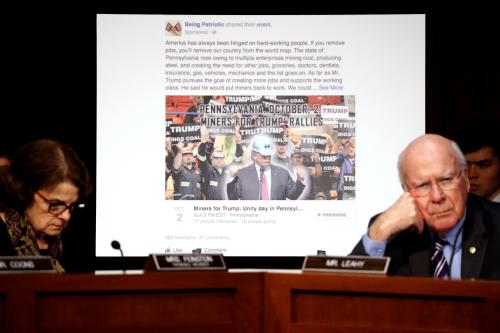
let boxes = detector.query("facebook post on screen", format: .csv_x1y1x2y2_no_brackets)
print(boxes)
96,15,424,257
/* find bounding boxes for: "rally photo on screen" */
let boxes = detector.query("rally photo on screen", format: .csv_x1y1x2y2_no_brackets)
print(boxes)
165,95,355,201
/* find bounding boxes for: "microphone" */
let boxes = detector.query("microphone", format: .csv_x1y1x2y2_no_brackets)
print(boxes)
111,240,123,256
111,240,126,273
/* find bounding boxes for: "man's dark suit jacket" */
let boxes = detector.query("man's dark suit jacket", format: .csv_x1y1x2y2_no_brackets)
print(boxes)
351,194,500,280
227,164,305,200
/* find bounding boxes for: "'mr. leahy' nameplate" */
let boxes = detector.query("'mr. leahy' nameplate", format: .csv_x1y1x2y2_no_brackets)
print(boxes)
302,255,390,275
148,254,226,271
0,256,56,273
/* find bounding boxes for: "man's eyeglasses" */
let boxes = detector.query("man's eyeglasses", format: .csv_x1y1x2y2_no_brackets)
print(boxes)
408,172,463,197
36,191,78,215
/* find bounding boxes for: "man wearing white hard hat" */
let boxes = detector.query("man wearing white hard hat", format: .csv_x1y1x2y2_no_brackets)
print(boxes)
172,142,202,200
198,135,243,200
227,135,305,200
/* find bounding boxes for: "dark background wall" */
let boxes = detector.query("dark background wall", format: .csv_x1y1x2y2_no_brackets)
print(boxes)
2,10,498,271
426,11,499,135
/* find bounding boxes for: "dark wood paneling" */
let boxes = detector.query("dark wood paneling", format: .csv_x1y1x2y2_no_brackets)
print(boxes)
2,272,500,333
1,272,262,333
36,290,235,332
0,294,4,333
264,273,500,333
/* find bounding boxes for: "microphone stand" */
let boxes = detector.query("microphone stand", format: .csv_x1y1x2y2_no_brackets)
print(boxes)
111,240,126,274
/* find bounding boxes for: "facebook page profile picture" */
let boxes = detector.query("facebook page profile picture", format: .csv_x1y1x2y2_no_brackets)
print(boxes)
166,21,182,36
252,135,274,156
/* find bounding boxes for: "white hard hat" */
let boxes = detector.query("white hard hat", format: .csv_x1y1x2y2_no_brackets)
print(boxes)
211,150,225,158
252,135,274,156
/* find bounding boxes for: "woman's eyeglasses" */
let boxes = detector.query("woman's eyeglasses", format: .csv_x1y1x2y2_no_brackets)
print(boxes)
36,191,78,215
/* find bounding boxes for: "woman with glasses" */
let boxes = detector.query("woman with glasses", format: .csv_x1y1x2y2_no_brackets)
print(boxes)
0,139,92,272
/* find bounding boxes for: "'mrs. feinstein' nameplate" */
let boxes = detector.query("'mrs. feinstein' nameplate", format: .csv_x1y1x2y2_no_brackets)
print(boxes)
0,256,56,273
302,255,390,275
147,254,227,271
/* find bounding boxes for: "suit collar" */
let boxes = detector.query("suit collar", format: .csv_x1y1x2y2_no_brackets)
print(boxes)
461,195,488,279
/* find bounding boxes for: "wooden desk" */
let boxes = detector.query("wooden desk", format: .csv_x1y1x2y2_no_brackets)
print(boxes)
263,273,500,333
0,272,262,333
1,272,499,333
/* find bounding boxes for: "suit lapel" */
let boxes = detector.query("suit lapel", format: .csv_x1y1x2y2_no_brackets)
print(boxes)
461,202,488,279
408,245,433,277
251,166,261,200
270,166,278,200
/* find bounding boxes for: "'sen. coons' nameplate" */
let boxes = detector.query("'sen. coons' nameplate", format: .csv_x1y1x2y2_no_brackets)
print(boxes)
0,256,56,273
145,253,227,271
302,255,390,275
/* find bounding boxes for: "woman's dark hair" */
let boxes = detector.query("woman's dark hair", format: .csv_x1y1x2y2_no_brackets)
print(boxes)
0,139,92,211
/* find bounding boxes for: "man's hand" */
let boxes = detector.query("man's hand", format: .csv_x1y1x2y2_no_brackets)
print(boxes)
368,192,424,241
235,132,242,144
228,165,239,177
200,125,209,143
296,168,305,182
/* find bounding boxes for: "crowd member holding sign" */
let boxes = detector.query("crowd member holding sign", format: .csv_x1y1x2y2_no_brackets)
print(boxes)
172,142,202,200
291,150,322,199
198,129,243,200
351,134,500,280
0,139,92,273
184,96,204,124
288,129,302,150
272,140,293,171
334,137,355,200
165,136,174,192
227,135,305,200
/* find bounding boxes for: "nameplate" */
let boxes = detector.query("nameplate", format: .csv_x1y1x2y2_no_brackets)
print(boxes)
144,254,227,272
0,256,56,273
302,255,390,275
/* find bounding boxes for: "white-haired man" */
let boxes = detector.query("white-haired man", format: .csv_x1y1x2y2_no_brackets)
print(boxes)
351,134,500,280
